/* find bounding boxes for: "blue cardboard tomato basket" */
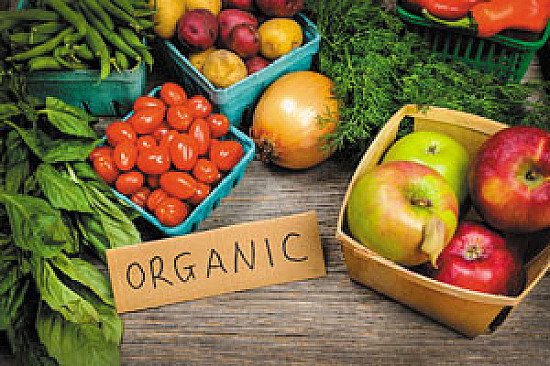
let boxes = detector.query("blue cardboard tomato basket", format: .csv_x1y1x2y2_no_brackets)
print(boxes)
110,86,255,237
157,13,320,126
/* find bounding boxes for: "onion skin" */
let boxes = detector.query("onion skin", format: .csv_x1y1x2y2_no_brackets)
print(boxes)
250,71,339,170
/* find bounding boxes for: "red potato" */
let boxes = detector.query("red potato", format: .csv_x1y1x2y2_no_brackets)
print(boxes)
255,0,303,17
226,23,260,59
218,9,259,47
245,55,270,74
177,9,219,51
223,0,254,11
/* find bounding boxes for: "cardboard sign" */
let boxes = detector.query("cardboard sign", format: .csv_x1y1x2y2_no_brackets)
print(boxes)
106,211,326,313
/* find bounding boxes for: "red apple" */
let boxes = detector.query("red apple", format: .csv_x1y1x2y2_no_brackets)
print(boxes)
433,221,524,296
255,0,303,17
346,161,459,267
469,126,550,233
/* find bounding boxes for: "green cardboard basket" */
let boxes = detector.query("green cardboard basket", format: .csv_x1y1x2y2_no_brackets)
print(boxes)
396,4,550,83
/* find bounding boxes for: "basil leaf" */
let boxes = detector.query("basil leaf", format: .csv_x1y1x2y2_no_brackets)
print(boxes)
45,97,97,125
35,164,93,213
42,139,96,163
83,184,141,249
77,214,110,262
31,256,99,325
42,110,97,139
50,256,115,307
0,191,69,258
36,302,121,366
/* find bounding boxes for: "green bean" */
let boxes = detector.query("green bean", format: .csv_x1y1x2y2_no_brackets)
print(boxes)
112,0,136,16
0,19,19,32
53,46,88,69
31,21,65,34
6,27,73,62
9,32,53,45
118,27,146,49
27,56,63,72
114,50,129,71
82,0,114,31
0,9,60,21
80,1,141,62
85,23,110,81
95,0,141,31
133,8,156,17
72,43,94,60
132,1,151,10
43,0,88,42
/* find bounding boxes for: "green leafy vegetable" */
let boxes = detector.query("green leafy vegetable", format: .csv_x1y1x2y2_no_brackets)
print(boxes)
0,73,141,365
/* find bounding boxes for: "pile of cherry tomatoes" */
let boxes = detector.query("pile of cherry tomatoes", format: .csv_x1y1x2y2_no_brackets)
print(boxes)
89,82,244,227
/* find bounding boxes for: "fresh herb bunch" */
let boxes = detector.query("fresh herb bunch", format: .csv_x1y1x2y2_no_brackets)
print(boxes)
0,76,140,365
304,0,550,158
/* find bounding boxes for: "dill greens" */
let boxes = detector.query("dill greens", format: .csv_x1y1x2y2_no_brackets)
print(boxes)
304,0,550,158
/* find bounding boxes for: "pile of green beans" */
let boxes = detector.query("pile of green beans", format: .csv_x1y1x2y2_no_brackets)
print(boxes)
0,0,156,81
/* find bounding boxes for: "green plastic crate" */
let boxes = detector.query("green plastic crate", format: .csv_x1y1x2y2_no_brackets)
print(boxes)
397,4,550,83
17,0,147,116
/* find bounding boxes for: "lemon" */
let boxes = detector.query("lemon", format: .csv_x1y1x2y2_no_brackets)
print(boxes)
201,50,248,88
258,18,303,60
186,0,221,15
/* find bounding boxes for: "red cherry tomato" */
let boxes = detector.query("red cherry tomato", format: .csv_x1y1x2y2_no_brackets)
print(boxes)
187,95,212,119
130,187,151,208
159,171,197,200
89,145,112,161
169,133,199,171
206,114,230,139
159,130,180,149
166,104,194,131
136,135,157,150
192,158,219,184
137,146,171,175
113,141,138,171
106,121,136,146
160,82,187,106
133,95,166,112
154,197,188,227
128,106,165,135
115,171,144,195
93,155,119,184
147,174,160,189
209,140,243,171
152,123,170,142
188,181,211,205
147,188,168,211
189,118,211,156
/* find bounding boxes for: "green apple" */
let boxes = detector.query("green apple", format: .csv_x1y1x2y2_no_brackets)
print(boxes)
382,131,470,204
346,161,459,267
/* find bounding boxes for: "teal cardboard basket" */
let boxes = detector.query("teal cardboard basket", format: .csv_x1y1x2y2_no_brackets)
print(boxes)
17,0,147,116
110,86,255,237
157,13,320,126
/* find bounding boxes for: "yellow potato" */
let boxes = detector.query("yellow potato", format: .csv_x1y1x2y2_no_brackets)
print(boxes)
186,0,221,15
258,18,303,60
189,47,217,71
202,49,248,88
149,0,186,39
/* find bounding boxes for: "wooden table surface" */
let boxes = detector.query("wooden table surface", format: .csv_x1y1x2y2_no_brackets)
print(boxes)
1,16,549,364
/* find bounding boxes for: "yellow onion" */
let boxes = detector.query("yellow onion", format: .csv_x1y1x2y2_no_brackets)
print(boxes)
250,71,339,169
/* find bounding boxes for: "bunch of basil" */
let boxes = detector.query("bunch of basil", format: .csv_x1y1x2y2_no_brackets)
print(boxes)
0,79,140,365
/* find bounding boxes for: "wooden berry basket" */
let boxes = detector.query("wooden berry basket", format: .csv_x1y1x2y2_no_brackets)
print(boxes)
335,104,550,337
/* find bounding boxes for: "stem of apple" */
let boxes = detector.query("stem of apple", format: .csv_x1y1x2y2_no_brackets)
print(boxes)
525,168,541,181
421,216,447,268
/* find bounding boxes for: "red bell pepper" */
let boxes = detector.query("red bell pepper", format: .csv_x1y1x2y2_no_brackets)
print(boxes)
407,0,488,20
422,0,550,38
